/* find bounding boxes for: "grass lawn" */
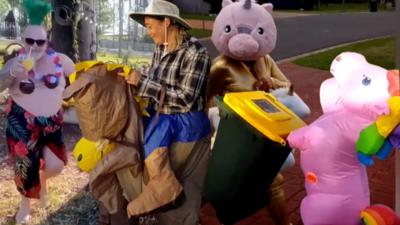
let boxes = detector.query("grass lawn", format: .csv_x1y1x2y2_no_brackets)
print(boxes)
277,3,394,13
293,37,395,70
314,3,394,12
181,13,216,21
96,51,151,67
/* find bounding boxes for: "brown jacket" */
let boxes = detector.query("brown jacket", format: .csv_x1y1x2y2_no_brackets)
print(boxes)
207,55,291,107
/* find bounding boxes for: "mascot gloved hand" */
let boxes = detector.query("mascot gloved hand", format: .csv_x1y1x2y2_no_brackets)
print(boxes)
206,1,310,225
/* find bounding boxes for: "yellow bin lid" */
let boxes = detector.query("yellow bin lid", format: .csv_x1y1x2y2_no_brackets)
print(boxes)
223,91,306,146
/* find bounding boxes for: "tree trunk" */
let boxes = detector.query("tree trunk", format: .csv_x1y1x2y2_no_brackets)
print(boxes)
51,0,96,62
118,0,123,57
51,0,76,61
112,0,116,46
127,0,132,61
78,0,97,61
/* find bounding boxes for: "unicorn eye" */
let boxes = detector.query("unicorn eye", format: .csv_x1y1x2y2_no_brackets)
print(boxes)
362,75,371,86
224,25,231,33
257,27,264,35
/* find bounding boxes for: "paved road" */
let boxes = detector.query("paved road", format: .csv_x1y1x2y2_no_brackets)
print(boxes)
199,11,397,61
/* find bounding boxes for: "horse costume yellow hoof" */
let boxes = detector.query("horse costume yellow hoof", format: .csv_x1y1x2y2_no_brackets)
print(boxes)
73,138,115,173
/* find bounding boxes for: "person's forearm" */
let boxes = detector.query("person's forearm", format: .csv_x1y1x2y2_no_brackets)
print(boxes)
0,76,14,91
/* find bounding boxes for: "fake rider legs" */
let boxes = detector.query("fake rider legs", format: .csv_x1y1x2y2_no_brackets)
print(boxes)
127,147,183,217
127,110,210,219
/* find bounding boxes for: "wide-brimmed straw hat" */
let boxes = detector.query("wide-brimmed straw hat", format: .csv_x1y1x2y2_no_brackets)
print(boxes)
129,0,191,30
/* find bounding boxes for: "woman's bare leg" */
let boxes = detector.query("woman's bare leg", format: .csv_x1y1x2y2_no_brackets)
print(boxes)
15,196,30,224
39,147,64,206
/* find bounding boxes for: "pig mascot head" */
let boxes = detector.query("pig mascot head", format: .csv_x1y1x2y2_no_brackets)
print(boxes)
211,0,276,61
287,52,400,225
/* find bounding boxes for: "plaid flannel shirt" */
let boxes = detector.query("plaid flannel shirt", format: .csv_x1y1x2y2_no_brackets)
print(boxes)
136,37,211,114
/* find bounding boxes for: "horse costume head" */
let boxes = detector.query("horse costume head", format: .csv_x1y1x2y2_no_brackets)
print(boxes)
63,62,144,213
63,62,143,172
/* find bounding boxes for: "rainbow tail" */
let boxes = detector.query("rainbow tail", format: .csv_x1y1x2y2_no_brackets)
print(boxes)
361,204,400,225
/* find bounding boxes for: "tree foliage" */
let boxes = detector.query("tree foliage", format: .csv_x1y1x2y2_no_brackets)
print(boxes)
97,0,113,34
6,0,19,8
0,0,11,15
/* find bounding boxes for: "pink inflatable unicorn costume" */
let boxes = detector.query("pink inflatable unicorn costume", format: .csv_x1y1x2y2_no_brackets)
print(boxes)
287,52,399,225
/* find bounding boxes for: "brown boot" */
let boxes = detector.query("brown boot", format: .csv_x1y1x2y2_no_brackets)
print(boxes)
127,147,183,217
267,173,291,225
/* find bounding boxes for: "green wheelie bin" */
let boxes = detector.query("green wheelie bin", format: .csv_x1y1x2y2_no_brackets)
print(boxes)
203,91,305,225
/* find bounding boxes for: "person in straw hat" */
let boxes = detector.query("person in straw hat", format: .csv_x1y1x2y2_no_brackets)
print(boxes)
126,0,212,223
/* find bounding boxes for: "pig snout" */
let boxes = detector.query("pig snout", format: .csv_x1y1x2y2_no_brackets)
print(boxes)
228,34,259,59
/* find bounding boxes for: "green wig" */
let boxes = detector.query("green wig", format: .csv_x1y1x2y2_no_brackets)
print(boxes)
23,0,52,25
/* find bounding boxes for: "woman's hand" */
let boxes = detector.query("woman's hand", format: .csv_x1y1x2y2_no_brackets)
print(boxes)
10,61,28,80
122,69,142,86
254,77,273,92
271,78,291,90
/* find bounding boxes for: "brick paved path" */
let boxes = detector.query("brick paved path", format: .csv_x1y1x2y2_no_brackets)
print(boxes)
200,62,395,225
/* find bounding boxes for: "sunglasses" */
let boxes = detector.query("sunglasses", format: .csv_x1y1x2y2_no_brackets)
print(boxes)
25,38,46,47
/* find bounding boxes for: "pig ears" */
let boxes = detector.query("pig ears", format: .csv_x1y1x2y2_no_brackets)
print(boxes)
222,0,233,8
262,3,274,13
330,52,367,83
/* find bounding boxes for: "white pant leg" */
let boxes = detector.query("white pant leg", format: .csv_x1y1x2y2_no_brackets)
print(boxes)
208,106,220,131
280,151,295,171
271,88,311,119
